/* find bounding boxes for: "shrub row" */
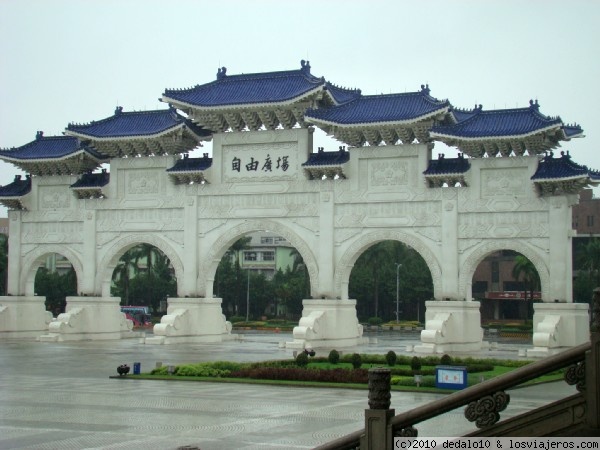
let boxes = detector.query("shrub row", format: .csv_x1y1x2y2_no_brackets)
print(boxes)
229,367,370,384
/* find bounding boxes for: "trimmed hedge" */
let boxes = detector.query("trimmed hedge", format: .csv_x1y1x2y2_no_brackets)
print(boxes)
229,367,369,384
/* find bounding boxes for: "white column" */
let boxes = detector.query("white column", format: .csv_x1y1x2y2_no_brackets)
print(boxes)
81,211,96,295
7,211,21,295
439,190,459,299
182,197,198,296
547,197,573,302
317,189,335,298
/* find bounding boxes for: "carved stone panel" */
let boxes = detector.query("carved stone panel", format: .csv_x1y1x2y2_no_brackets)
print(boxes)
125,169,164,196
39,186,71,210
369,159,409,187
22,222,83,244
458,212,548,238
223,141,299,182
481,168,528,198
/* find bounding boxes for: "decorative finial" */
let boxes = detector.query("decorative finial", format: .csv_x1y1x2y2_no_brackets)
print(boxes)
301,60,311,74
421,84,430,94
115,106,123,115
217,67,227,80
529,99,540,110
36,131,43,140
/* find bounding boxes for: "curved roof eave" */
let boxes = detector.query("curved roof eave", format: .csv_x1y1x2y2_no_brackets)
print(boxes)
162,85,325,111
0,149,108,164
306,106,450,129
430,123,562,141
65,123,187,141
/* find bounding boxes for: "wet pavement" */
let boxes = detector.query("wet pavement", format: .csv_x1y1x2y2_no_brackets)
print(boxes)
0,331,577,449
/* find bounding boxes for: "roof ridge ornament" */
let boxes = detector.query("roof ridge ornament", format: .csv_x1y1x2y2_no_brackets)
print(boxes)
300,59,311,74
420,84,430,95
36,131,43,140
115,106,123,116
529,99,540,110
217,67,227,80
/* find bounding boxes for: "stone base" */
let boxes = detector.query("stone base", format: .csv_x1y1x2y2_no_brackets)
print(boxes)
285,299,365,349
38,296,133,342
0,296,53,339
527,302,590,357
414,300,484,354
145,297,232,345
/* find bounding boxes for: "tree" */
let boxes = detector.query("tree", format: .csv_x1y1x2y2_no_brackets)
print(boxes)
0,234,7,295
577,238,600,287
512,255,540,320
111,249,139,305
35,266,77,315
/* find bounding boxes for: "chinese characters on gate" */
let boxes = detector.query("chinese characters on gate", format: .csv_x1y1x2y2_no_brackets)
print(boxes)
232,154,289,173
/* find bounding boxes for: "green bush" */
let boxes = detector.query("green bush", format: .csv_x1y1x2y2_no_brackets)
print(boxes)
440,354,452,365
385,350,397,367
296,352,309,367
368,317,383,326
228,315,246,323
175,363,229,377
328,349,340,365
351,353,362,369
411,356,422,373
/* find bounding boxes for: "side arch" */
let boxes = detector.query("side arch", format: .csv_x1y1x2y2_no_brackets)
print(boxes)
200,219,318,298
97,234,185,297
458,240,550,302
20,245,84,296
334,230,442,300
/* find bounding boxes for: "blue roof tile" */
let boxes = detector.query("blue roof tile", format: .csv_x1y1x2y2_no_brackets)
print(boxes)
0,175,31,197
167,154,213,172
67,107,209,139
324,82,361,105
163,61,326,107
302,148,350,167
305,85,450,126
0,133,107,161
431,101,577,139
70,171,110,189
531,151,598,181
423,154,471,175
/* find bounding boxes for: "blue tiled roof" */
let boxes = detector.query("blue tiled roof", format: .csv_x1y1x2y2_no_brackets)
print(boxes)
305,85,450,125
166,154,212,172
163,61,326,107
302,148,350,167
67,107,209,139
0,133,107,161
562,124,584,139
531,151,596,180
449,105,481,123
431,101,575,139
423,154,470,175
324,82,361,105
70,171,110,189
0,175,31,197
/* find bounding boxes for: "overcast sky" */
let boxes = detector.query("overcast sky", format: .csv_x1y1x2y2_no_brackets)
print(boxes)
0,0,598,217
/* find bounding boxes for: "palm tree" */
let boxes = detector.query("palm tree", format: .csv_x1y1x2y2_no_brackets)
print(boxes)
512,255,540,320
360,241,395,318
112,250,138,305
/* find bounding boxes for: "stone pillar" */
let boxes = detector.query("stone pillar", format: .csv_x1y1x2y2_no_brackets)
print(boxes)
547,196,574,302
527,302,590,357
0,296,52,338
182,197,198,297
145,297,234,345
317,189,335,298
360,368,394,450
6,211,21,295
286,298,365,349
81,211,96,294
439,190,459,299
415,300,484,353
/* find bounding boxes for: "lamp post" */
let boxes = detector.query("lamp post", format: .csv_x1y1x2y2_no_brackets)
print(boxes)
246,269,250,322
395,263,402,323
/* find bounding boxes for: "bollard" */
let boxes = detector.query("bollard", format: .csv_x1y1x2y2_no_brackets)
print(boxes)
361,367,394,450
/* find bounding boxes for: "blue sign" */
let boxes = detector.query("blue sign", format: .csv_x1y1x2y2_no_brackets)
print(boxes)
435,365,468,389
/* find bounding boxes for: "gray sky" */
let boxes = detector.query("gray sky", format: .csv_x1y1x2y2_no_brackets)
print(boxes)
1,0,599,217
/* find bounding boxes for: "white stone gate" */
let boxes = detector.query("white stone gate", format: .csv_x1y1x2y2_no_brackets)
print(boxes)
0,62,597,354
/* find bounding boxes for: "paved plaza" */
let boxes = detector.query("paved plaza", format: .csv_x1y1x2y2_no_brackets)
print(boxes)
0,331,577,449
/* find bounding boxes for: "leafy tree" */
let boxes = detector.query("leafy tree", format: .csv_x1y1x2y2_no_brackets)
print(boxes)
512,255,540,319
0,234,7,295
577,238,600,287
111,249,139,305
35,266,77,315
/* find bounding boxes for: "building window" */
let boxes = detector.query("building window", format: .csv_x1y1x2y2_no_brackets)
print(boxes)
262,251,275,261
244,252,257,261
260,237,274,244
587,216,594,227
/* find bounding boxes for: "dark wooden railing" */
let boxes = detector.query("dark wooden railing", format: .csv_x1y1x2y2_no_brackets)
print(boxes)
315,287,599,449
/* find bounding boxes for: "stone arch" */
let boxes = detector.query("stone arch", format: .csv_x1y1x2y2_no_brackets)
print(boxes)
97,234,184,297
20,245,84,296
458,239,550,302
334,230,442,300
200,219,318,298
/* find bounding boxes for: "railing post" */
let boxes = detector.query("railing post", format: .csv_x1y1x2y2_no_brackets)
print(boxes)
585,287,600,430
360,367,394,450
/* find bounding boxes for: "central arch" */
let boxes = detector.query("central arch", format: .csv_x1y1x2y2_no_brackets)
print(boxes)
201,219,319,298
334,230,442,300
97,234,184,297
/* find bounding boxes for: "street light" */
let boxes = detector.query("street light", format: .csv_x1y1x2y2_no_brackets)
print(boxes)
395,263,402,323
246,268,250,322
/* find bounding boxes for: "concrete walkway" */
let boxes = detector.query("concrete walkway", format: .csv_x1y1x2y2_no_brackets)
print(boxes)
0,331,576,449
